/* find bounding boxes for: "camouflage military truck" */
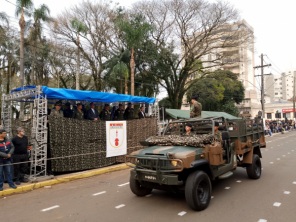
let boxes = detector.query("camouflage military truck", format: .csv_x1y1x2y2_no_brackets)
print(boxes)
126,117,266,211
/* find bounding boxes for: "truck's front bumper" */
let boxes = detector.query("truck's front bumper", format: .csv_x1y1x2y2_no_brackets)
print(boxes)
131,169,183,186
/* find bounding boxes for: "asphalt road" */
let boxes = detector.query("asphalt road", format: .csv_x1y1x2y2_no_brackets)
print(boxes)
1,131,296,222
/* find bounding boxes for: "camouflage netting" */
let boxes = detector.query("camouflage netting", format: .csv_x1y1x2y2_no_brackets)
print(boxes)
145,134,215,147
48,116,157,172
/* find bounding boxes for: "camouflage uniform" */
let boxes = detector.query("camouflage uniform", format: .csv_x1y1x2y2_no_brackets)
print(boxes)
190,100,202,118
214,130,222,142
99,109,111,121
124,107,134,120
114,108,125,120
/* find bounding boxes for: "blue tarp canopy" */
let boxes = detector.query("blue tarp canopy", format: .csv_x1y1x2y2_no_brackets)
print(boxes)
11,86,156,104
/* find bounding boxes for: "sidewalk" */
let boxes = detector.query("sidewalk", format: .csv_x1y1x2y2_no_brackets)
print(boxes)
0,163,129,197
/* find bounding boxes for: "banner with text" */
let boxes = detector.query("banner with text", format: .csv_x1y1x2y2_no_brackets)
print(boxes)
106,121,127,157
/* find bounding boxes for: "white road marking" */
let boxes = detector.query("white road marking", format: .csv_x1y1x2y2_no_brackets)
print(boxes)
293,181,296,184
287,152,291,154
41,205,60,212
269,162,274,164
258,219,267,222
282,155,286,157
118,182,129,187
236,180,242,183
92,191,106,196
283,191,290,195
178,211,187,216
273,202,281,207
115,204,125,209
225,187,231,190
276,158,280,161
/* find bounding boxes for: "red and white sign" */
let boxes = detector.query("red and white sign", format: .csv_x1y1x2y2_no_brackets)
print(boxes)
282,108,296,113
106,121,127,157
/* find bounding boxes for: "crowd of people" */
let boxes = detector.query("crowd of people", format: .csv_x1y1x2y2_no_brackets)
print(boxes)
0,127,31,191
49,101,148,121
265,119,296,136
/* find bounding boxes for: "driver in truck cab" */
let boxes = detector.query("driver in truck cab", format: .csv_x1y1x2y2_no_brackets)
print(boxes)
184,123,193,136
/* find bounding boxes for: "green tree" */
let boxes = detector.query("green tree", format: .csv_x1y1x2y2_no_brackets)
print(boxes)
0,12,9,30
15,0,34,86
28,4,51,85
133,0,250,108
115,13,152,95
188,70,244,116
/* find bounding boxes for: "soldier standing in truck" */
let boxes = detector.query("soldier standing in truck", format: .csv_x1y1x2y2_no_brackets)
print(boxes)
190,95,202,118
214,122,222,142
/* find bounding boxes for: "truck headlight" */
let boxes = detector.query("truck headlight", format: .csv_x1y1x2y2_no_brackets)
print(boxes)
171,160,178,167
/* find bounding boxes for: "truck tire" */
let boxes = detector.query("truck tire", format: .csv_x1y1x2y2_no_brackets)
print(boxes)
130,177,152,197
246,154,261,179
185,171,212,211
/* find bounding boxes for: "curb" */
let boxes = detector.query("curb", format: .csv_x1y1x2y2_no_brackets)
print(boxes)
0,163,130,197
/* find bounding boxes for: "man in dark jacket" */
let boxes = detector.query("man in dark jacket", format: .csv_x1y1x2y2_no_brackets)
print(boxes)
12,127,31,185
0,129,17,190
138,106,146,119
87,102,100,121
124,102,134,120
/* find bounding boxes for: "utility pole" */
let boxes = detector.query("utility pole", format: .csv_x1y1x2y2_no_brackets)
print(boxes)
254,53,271,119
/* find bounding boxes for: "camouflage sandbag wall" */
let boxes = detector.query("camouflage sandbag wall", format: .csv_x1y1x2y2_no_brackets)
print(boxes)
48,116,157,172
145,134,215,147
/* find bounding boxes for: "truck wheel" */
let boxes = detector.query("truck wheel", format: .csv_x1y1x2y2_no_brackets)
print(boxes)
185,171,212,211
246,154,261,179
130,177,152,197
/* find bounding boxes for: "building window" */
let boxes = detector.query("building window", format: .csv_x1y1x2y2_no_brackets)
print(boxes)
267,113,272,119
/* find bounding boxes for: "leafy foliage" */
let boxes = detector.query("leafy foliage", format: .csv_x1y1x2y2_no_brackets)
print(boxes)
187,70,244,116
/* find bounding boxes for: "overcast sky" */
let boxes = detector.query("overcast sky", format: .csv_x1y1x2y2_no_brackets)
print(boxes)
2,0,296,76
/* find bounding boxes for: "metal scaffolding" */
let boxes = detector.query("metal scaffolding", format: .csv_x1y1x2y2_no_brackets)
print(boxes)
1,94,12,138
30,86,48,180
1,86,49,181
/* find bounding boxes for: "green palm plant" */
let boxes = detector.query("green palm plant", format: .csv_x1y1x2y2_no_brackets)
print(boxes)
29,4,50,85
115,14,152,95
15,0,34,86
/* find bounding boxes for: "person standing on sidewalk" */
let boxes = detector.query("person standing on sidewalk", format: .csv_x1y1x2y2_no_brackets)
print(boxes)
0,129,17,191
12,127,31,185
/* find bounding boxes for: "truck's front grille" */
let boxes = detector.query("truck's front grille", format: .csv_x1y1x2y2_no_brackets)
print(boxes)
126,156,183,172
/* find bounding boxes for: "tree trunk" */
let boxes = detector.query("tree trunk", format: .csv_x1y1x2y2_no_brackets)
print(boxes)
76,34,80,90
124,76,128,95
19,11,26,87
130,47,135,95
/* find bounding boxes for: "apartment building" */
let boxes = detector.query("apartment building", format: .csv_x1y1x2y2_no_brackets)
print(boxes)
266,71,296,102
265,71,296,119
197,20,260,117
